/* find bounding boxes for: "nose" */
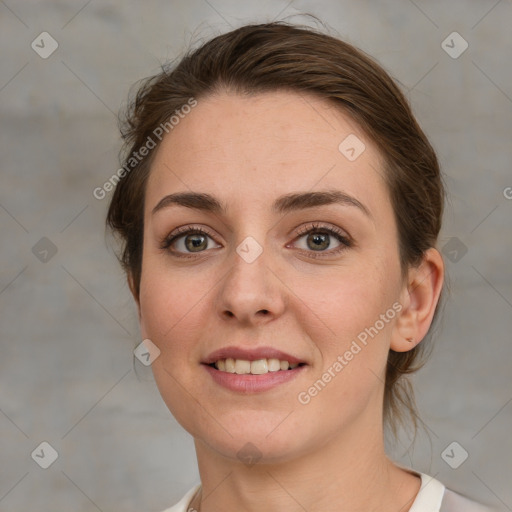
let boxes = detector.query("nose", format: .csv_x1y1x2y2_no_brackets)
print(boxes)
215,241,286,326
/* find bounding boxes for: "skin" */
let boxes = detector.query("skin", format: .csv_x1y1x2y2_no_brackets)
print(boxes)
132,90,444,512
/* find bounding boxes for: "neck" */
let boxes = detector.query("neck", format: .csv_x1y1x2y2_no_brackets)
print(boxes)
191,413,421,512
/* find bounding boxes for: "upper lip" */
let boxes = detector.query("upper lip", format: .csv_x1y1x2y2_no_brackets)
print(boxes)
202,346,306,365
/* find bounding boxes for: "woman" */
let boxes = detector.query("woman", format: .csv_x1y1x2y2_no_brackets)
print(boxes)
107,22,495,512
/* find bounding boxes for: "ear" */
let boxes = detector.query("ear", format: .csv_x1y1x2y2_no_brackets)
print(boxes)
391,247,445,352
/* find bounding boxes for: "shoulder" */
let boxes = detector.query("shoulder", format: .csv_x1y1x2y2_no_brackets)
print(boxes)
407,471,497,512
158,483,201,512
157,476,499,512
440,487,498,512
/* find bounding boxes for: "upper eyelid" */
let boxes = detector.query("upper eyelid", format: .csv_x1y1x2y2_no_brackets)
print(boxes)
165,222,346,238
295,221,350,238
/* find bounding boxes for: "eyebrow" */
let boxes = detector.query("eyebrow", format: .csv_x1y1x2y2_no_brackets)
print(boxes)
151,189,372,219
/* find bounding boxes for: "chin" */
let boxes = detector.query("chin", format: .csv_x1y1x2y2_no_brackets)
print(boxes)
188,407,322,466
198,430,308,466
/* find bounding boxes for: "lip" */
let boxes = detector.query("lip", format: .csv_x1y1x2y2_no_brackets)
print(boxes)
202,363,307,393
202,346,306,365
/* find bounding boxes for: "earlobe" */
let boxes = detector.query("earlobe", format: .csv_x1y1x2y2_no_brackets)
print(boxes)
390,248,445,353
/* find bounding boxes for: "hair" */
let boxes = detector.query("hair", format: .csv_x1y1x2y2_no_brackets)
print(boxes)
106,20,446,438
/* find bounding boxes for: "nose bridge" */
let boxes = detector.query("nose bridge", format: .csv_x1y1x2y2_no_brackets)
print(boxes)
216,230,284,321
230,232,271,295
236,233,266,265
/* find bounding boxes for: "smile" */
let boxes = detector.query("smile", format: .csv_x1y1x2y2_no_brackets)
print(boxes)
202,360,308,393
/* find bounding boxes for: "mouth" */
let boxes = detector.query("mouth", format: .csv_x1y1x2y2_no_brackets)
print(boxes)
202,359,308,393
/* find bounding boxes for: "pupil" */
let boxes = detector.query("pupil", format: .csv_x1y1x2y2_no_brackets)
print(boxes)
309,233,328,250
187,234,206,251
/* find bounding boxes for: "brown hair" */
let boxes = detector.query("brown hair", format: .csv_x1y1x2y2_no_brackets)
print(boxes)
107,21,445,437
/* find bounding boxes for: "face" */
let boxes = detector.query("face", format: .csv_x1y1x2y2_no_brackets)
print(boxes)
137,90,407,463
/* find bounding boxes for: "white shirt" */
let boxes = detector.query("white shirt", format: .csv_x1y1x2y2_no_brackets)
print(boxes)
159,472,496,512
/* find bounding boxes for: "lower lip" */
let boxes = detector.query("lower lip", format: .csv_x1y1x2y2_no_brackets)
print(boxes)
202,364,307,393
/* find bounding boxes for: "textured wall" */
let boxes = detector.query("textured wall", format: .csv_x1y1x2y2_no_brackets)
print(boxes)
1,1,511,510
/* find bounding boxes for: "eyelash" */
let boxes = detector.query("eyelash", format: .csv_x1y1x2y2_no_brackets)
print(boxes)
160,222,353,260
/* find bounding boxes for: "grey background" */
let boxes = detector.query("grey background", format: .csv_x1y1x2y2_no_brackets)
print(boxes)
1,1,511,511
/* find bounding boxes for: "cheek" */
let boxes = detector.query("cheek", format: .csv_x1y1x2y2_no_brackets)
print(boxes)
292,257,397,397
137,259,211,431
298,259,394,340
293,276,396,430
138,255,199,357
137,250,226,383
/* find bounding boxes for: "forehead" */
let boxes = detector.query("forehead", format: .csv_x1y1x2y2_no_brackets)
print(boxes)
145,90,389,216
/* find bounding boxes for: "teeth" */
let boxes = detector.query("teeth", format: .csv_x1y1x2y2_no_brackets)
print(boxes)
225,358,236,373
235,359,251,374
213,358,302,374
267,358,281,372
250,359,268,374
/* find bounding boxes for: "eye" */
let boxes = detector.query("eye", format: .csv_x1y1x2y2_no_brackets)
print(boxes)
160,226,221,258
291,222,352,258
161,222,352,259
